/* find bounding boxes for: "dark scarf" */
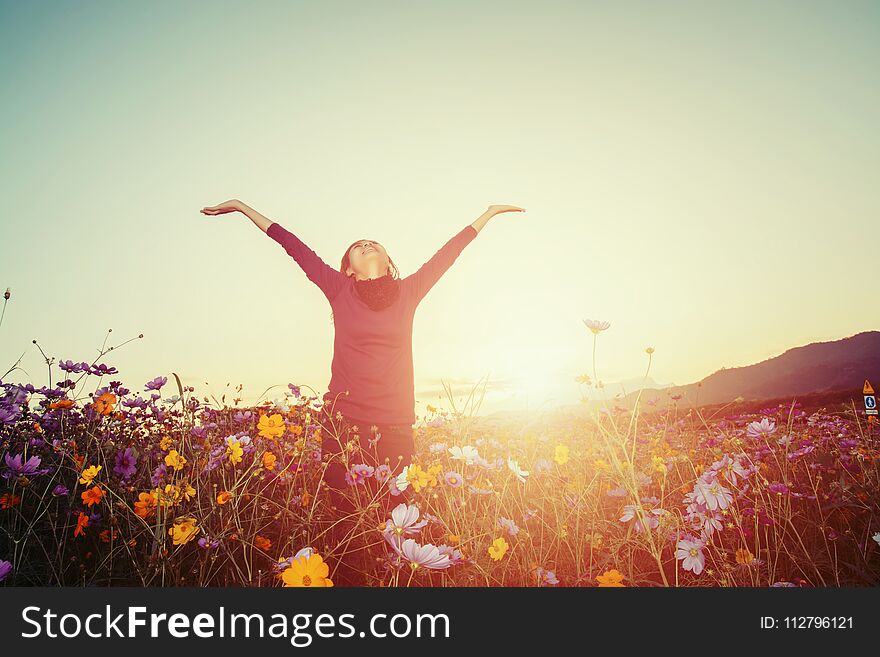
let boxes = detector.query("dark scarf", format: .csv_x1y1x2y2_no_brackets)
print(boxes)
353,273,401,310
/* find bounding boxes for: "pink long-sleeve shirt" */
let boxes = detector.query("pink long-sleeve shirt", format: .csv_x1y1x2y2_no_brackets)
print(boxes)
266,222,478,425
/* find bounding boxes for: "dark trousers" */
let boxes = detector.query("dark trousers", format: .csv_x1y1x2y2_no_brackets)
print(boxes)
314,408,416,513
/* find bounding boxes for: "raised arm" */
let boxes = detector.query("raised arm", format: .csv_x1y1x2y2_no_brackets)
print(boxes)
403,205,526,305
201,199,348,303
404,224,478,305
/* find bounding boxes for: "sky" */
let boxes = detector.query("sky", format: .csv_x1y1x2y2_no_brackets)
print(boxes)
1,0,878,419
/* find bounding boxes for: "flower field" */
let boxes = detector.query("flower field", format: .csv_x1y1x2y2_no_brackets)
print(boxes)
2,359,879,587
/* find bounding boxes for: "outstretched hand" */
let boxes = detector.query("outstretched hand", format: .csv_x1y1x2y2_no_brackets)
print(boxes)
200,199,244,216
487,204,526,216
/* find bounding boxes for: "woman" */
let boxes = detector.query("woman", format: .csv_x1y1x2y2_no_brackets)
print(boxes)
199,199,526,511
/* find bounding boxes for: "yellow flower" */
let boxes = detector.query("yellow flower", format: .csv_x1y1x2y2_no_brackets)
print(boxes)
593,459,610,472
554,444,570,465
262,452,277,471
159,436,173,451
488,537,509,561
596,569,625,587
164,449,187,471
227,440,243,466
281,554,334,587
406,464,431,493
168,517,200,546
651,455,667,475
258,413,287,439
79,464,102,486
180,481,196,502
735,548,755,565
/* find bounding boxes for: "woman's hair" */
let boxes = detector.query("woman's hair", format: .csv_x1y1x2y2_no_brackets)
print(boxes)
329,239,401,325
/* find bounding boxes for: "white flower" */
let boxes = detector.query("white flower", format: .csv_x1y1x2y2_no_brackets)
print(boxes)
873,532,880,547
394,465,410,492
448,445,480,465
507,457,529,483
397,538,452,569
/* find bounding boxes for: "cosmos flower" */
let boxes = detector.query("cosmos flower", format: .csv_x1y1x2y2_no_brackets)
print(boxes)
488,537,509,561
596,569,625,587
535,567,559,586
281,553,334,587
554,444,570,465
2,453,48,480
444,471,463,488
0,560,11,583
168,517,200,546
746,418,777,439
393,538,451,570
258,413,286,439
497,516,520,536
583,318,611,334
114,447,138,480
507,457,529,483
692,476,733,511
345,463,375,486
383,503,429,541
448,445,481,465
675,536,706,575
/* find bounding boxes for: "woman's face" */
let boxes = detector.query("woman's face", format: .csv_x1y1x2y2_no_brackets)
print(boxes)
346,240,391,278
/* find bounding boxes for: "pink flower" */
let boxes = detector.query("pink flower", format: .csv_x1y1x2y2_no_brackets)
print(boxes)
692,476,733,511
675,536,706,575
397,538,452,569
746,418,776,439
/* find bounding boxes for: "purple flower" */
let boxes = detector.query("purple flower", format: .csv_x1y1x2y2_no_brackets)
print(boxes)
345,463,374,486
151,463,168,487
768,482,789,495
2,452,47,480
144,376,167,391
497,516,520,536
535,566,559,586
287,384,301,398
374,464,392,484
197,536,220,550
444,471,463,488
114,447,138,480
52,484,69,496
0,560,12,583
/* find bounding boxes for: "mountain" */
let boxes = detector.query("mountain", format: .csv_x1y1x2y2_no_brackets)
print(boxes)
618,330,880,410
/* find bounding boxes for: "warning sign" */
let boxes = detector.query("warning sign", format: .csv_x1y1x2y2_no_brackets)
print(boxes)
865,379,877,418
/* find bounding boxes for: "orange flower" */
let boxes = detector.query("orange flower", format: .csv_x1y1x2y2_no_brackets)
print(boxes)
262,452,277,470
74,511,89,537
257,413,287,439
81,486,104,507
0,493,22,509
134,491,157,519
99,529,119,543
596,569,626,587
254,535,272,550
216,491,232,505
93,392,117,416
49,399,75,410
